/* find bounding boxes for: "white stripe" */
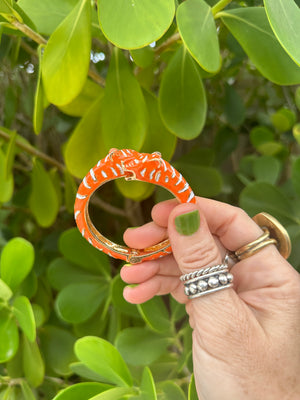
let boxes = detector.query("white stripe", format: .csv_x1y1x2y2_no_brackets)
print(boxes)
90,168,97,182
155,171,161,182
105,155,110,162
187,191,195,203
110,167,118,176
101,170,108,178
121,150,127,157
83,177,91,189
97,160,101,167
82,228,85,237
161,159,167,172
140,168,147,177
149,169,156,180
178,182,189,193
88,238,92,244
165,176,169,183
171,166,176,178
74,210,80,219
76,193,87,199
142,155,148,163
175,174,182,186
116,163,124,174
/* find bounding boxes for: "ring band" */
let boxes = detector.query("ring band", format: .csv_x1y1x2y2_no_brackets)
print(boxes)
181,262,233,299
232,213,292,261
74,149,195,264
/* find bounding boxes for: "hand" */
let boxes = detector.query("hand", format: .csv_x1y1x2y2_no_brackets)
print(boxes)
121,198,300,400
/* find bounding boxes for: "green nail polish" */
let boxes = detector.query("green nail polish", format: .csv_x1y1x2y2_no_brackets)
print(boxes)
174,210,200,236
127,284,138,289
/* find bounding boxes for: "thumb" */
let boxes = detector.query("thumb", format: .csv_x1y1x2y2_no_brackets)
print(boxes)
168,202,248,333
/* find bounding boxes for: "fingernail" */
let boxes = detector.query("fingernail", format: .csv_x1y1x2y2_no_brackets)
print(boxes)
127,284,138,289
128,227,139,229
175,210,200,236
123,264,132,268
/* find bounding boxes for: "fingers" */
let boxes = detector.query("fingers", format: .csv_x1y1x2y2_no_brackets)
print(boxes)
123,221,167,249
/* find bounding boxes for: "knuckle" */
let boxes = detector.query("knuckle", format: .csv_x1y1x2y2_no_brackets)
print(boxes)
177,238,220,271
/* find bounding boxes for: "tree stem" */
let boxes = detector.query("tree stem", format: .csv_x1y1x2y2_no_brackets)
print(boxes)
155,32,181,56
11,20,46,45
212,0,232,16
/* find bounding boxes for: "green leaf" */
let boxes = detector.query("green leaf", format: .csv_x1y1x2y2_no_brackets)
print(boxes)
239,182,299,225
220,7,300,85
58,78,104,117
138,297,172,333
42,0,91,106
64,94,106,178
188,374,198,400
90,387,136,400
271,108,296,132
174,161,222,198
18,0,79,36
29,159,59,227
293,123,300,144
0,309,19,362
115,180,154,202
31,303,45,328
0,278,12,300
257,142,284,157
264,0,300,66
141,90,177,161
214,127,238,164
55,280,109,323
48,258,99,290
52,382,112,400
75,336,133,387
0,237,34,291
292,157,300,198
13,296,36,342
59,228,110,275
33,45,46,135
253,156,281,185
0,147,13,203
158,381,186,400
250,126,274,149
22,335,45,387
101,47,148,151
115,328,170,366
20,381,36,400
224,84,245,127
98,0,175,49
111,275,139,318
70,361,110,383
177,0,220,72
130,47,154,68
159,45,207,139
40,325,76,376
0,0,22,22
139,367,157,400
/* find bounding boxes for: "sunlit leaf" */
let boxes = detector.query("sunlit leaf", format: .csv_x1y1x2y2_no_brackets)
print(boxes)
159,45,207,139
42,0,91,105
98,0,175,49
177,0,220,72
0,147,13,203
52,382,112,400
139,367,157,400
130,46,154,68
101,47,148,151
264,0,300,66
220,7,300,85
138,297,172,333
64,94,106,178
22,335,45,387
29,159,59,227
0,237,34,291
75,336,133,387
0,278,12,301
13,296,36,342
33,45,46,135
188,374,198,400
0,309,19,362
271,108,296,132
253,156,281,185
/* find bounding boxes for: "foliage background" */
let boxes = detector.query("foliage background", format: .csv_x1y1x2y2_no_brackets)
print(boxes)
0,0,300,399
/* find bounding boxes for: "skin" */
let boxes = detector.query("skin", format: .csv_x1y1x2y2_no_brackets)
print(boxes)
120,198,300,400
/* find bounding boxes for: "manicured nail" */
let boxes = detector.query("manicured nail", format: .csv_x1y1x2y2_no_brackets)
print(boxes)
174,210,200,236
123,264,132,268
128,227,139,229
127,284,138,289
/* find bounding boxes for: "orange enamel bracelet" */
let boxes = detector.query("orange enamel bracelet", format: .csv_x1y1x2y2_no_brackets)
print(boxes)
74,148,196,264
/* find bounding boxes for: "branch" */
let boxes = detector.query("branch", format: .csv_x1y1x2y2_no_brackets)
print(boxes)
212,0,233,16
155,32,181,56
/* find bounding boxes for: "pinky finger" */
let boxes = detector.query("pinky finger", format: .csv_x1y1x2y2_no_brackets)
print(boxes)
123,275,185,304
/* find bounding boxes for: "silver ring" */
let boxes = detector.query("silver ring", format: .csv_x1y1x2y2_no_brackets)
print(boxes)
181,256,233,299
